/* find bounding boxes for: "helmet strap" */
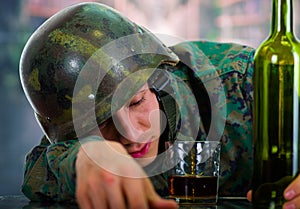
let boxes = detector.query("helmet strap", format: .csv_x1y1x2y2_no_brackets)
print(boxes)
148,69,178,145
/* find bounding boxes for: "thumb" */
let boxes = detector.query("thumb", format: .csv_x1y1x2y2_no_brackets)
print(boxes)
144,178,178,209
247,190,252,202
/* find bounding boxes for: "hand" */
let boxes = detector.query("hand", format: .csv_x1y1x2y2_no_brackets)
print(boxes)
75,140,177,209
247,175,300,209
283,174,300,209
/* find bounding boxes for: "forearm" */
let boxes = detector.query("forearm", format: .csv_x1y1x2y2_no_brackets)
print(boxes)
22,136,57,201
46,139,81,201
22,136,81,202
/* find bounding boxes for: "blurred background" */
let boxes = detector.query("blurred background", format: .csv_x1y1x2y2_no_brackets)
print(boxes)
1,0,300,195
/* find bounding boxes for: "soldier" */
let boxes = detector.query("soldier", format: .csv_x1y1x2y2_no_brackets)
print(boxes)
19,2,300,209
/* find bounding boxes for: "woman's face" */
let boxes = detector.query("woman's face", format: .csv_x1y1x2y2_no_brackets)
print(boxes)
92,83,161,165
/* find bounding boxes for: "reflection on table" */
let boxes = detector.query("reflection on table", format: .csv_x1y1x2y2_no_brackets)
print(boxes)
178,197,252,209
0,195,252,209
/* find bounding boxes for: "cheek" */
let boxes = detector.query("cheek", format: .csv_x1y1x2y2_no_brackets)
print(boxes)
148,108,162,132
138,94,160,127
148,93,163,130
127,90,162,133
147,91,160,116
145,97,165,137
150,137,160,155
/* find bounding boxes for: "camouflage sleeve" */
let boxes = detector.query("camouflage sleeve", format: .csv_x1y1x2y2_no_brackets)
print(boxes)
240,50,255,114
22,136,81,202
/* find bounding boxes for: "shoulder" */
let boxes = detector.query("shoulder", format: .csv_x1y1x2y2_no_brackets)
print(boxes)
169,40,255,81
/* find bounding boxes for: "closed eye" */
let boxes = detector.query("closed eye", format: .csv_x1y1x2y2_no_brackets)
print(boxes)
129,97,145,107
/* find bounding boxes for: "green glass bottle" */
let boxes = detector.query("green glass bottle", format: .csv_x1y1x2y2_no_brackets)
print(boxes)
252,0,300,207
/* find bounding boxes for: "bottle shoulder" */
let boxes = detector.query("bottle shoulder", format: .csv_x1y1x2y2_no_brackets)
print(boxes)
254,34,300,64
258,34,299,48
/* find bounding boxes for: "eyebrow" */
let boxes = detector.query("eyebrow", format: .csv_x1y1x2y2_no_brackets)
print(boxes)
134,86,148,95
136,89,147,95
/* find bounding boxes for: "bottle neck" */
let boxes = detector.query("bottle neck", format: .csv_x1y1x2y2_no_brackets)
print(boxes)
271,0,293,34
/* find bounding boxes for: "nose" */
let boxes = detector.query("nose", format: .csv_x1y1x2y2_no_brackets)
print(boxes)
112,108,144,144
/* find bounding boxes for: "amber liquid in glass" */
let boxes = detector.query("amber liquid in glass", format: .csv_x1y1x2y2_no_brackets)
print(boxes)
168,175,218,199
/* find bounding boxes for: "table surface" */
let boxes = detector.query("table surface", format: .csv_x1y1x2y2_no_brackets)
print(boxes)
0,195,252,209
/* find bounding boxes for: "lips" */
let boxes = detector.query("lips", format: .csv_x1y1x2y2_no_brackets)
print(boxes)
129,142,151,158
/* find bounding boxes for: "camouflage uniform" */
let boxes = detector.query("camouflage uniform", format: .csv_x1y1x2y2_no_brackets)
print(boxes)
22,40,255,201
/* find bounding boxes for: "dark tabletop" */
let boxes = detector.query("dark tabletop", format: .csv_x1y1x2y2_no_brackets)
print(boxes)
0,195,252,209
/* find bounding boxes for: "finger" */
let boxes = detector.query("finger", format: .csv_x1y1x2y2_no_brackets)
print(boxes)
76,184,93,209
143,177,159,199
101,170,127,209
88,174,108,209
284,175,300,201
143,178,177,209
283,195,300,209
246,190,252,202
89,189,107,209
123,178,148,209
149,199,178,209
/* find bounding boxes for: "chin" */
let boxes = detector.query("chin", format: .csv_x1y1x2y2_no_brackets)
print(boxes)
135,155,157,167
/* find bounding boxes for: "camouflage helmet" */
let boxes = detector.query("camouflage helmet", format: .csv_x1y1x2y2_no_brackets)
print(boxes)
20,2,179,143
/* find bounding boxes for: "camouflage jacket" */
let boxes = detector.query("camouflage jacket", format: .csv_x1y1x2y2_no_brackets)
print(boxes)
22,41,255,201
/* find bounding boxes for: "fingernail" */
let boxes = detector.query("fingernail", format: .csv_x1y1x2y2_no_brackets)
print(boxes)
284,203,296,209
285,190,296,200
